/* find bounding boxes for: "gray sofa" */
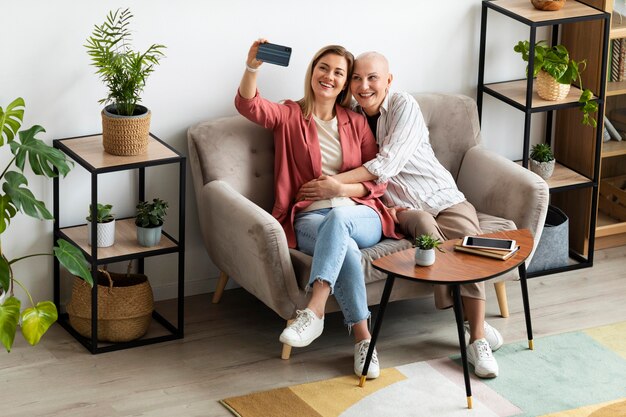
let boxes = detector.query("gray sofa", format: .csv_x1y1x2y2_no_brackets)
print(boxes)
187,93,549,358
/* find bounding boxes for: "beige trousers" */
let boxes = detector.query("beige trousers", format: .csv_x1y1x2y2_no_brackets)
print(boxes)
397,200,485,309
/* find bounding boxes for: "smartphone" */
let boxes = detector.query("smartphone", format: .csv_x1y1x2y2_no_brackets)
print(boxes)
256,42,292,67
462,236,516,251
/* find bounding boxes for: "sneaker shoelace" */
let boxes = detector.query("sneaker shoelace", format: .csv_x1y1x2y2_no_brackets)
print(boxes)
357,341,378,365
290,309,313,334
474,340,492,360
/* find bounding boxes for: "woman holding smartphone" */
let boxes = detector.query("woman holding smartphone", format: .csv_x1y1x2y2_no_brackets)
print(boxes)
235,39,401,379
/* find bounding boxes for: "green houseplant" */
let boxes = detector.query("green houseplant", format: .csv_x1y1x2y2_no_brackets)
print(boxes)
86,203,116,247
0,98,92,352
85,8,166,156
514,40,598,127
135,198,168,247
529,143,556,180
413,233,444,266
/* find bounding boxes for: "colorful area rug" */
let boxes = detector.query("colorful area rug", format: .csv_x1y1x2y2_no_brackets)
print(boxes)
220,321,626,417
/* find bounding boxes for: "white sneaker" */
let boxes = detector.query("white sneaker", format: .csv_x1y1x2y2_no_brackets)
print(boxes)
354,339,380,379
464,321,504,351
467,338,499,378
279,308,324,348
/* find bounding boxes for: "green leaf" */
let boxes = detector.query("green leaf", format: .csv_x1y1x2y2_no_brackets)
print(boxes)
2,171,53,220
0,194,18,234
0,296,21,352
21,301,58,346
0,98,25,146
53,239,93,286
10,125,73,178
0,256,9,292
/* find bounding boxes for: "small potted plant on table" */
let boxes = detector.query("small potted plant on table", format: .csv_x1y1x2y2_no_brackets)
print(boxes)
414,234,444,266
87,203,115,247
135,198,168,247
530,143,556,180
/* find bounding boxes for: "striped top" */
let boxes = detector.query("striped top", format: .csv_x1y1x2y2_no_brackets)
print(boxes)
357,91,465,215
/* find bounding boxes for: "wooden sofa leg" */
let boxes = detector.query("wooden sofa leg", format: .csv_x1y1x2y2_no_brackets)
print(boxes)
281,344,292,360
494,281,509,318
212,272,229,304
281,319,294,360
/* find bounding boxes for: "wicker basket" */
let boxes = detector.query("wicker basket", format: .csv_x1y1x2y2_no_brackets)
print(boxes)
536,70,570,101
531,0,566,11
66,269,154,342
101,104,151,156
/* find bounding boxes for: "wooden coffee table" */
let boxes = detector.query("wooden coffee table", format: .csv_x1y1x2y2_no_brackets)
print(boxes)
358,229,535,409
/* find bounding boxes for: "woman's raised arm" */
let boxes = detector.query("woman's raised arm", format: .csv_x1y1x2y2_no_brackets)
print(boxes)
239,39,267,99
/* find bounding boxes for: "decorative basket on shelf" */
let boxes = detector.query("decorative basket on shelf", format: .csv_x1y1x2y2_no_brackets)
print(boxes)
536,70,570,101
66,265,154,342
531,0,566,11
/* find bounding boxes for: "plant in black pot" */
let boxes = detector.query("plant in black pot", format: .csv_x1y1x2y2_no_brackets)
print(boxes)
413,233,444,267
86,203,116,248
135,198,168,247
0,98,92,352
529,143,556,180
514,40,598,127
85,8,166,156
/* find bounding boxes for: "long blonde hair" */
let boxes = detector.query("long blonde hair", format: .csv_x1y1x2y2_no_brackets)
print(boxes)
298,45,354,119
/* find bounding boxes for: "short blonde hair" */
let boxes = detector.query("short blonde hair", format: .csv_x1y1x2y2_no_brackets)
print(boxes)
298,45,354,119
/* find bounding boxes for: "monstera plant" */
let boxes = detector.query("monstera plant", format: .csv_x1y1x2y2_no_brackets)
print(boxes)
0,97,92,352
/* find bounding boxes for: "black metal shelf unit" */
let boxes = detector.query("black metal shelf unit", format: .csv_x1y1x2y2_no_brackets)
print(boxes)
52,133,186,353
477,0,610,278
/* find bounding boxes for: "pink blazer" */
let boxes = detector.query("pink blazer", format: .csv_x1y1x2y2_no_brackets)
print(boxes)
235,90,401,248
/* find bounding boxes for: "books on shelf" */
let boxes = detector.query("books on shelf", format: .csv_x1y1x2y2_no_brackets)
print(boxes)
611,38,626,82
454,244,521,261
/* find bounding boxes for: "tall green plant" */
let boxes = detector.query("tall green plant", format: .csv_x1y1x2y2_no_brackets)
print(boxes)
514,40,598,127
85,8,166,116
0,98,92,352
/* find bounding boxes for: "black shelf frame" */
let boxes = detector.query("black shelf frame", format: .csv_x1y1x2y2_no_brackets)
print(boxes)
477,0,611,277
52,133,186,353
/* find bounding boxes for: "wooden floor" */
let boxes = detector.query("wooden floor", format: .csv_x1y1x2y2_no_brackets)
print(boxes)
2,246,626,416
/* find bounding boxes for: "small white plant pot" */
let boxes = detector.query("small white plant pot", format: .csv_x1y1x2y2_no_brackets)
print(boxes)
137,225,163,247
87,220,116,248
530,159,555,180
414,248,436,266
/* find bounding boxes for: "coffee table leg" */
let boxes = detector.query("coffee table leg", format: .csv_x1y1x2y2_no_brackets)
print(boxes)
452,284,472,409
518,262,534,350
359,274,396,388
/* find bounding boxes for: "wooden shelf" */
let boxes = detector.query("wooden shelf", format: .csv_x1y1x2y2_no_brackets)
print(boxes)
601,139,626,157
516,160,592,188
610,14,626,39
490,0,604,23
596,211,626,236
61,218,177,262
485,80,588,109
607,81,626,96
58,134,179,170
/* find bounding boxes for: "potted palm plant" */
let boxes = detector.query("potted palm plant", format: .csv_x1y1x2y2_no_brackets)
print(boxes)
85,8,166,156
529,143,556,180
0,97,92,352
135,198,168,247
414,234,444,266
86,203,115,247
514,40,598,127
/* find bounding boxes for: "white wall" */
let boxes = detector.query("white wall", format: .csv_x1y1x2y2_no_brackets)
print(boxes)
2,0,542,304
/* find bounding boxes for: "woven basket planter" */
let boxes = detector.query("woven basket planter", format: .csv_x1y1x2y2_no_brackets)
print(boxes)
536,70,570,101
66,269,154,342
101,104,151,156
531,0,566,11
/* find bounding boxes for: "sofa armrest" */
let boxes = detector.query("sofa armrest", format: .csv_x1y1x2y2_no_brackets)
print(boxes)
200,180,300,319
457,146,550,252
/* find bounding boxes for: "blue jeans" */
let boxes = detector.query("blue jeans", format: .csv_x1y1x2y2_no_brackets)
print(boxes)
294,205,382,326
